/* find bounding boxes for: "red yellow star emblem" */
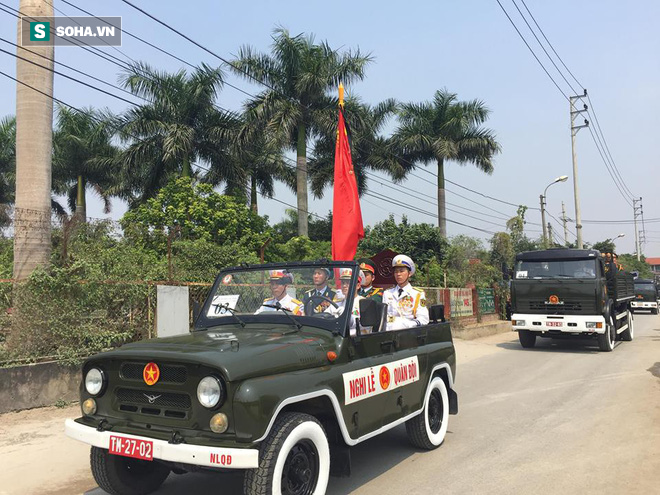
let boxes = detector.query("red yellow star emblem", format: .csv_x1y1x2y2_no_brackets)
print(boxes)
143,362,160,386
379,366,390,390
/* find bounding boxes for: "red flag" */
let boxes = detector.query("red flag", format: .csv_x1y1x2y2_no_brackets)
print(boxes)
331,107,364,260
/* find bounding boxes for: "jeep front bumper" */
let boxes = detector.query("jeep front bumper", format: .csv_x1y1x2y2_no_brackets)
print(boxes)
631,301,657,309
65,419,259,469
511,313,607,334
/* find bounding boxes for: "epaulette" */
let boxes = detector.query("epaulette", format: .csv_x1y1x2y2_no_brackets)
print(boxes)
292,298,303,304
263,298,271,303
412,287,426,293
372,287,383,294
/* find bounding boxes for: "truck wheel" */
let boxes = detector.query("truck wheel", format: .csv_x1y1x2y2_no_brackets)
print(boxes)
406,377,449,450
597,315,615,352
653,308,659,315
244,412,329,495
518,330,536,348
620,311,634,341
90,446,170,495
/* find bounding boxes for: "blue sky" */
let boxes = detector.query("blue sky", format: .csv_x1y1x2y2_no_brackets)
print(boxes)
1,0,658,255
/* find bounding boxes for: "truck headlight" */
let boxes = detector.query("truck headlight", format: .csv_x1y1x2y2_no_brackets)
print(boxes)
586,322,603,329
512,320,525,326
84,368,105,396
197,376,224,409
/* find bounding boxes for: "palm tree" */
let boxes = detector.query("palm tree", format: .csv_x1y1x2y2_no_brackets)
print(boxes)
307,97,414,197
393,89,501,237
14,0,54,280
231,28,372,236
0,116,16,227
204,113,295,213
52,106,119,221
115,62,241,205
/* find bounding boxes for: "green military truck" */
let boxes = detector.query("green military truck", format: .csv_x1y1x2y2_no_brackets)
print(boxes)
65,261,458,495
631,278,659,314
510,249,635,352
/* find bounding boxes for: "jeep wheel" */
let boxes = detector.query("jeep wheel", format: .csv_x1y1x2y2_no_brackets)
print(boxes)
405,377,449,450
620,311,634,342
244,412,329,495
597,315,616,352
518,330,536,348
653,308,659,315
90,446,170,495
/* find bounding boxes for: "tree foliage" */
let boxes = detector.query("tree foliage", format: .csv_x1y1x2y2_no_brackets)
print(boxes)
120,177,269,253
358,215,448,269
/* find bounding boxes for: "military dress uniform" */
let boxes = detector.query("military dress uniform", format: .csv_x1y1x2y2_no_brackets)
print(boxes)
303,285,336,313
382,283,429,330
255,293,303,316
358,285,383,304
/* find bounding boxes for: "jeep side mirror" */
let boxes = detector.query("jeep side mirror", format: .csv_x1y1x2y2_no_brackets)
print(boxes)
429,304,445,323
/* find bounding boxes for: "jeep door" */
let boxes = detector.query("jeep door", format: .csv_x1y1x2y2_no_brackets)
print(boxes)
344,328,427,438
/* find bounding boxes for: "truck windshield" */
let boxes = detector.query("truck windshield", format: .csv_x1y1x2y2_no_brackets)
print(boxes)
634,283,655,290
515,259,597,279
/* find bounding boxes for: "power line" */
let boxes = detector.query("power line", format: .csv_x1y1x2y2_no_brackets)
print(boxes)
515,0,636,200
60,0,256,99
510,0,579,95
495,0,639,209
494,0,569,99
119,0,283,98
0,47,141,106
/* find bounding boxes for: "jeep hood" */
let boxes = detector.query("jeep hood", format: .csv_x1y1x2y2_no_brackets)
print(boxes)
94,326,337,381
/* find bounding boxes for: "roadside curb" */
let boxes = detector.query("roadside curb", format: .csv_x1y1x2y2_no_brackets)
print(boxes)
452,320,511,340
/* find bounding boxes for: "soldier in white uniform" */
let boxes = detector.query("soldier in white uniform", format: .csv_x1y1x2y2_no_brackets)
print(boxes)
326,268,368,335
382,255,429,330
255,270,303,315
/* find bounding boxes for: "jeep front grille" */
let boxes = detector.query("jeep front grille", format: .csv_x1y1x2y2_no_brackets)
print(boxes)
115,388,192,409
120,362,187,384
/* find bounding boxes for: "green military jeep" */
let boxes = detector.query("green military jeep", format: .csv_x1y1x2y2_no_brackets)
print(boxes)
65,261,458,495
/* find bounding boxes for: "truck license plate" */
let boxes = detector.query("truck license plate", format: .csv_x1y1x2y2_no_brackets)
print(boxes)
109,435,153,461
547,321,563,327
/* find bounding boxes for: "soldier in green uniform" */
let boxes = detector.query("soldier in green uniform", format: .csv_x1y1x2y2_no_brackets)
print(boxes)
358,258,383,304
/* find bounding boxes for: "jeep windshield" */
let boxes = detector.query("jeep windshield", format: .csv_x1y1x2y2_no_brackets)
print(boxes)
195,262,358,333
515,259,597,280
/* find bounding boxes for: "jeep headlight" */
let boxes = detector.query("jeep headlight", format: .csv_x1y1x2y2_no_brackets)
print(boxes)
84,368,105,396
512,320,526,326
197,376,224,409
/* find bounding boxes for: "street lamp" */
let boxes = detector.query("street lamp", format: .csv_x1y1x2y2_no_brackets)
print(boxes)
604,233,625,245
540,175,569,248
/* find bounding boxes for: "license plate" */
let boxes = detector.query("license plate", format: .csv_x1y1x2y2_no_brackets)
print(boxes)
109,435,153,461
547,321,563,327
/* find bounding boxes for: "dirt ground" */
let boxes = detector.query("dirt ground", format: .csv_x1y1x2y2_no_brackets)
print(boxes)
0,404,95,495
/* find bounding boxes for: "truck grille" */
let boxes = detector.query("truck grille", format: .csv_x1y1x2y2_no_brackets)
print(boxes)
529,301,581,311
527,300,595,313
120,362,187,384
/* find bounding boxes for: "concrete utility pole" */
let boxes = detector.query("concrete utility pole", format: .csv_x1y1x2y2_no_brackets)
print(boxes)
570,91,589,249
547,222,554,246
540,176,568,249
540,194,547,248
561,201,569,246
13,0,55,280
633,198,643,261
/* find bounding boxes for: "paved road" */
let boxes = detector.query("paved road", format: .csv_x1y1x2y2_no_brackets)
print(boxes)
2,313,659,495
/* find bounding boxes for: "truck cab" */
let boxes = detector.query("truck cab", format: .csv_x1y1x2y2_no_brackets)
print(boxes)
631,278,659,314
510,249,634,351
